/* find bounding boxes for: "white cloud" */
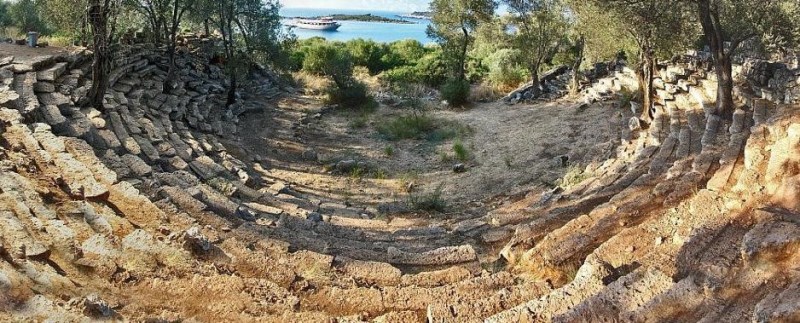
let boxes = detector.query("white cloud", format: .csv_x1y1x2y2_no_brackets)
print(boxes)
280,0,430,11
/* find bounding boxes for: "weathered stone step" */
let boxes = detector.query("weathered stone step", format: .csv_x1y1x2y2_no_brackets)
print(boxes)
553,267,675,322
485,255,612,322
753,281,800,322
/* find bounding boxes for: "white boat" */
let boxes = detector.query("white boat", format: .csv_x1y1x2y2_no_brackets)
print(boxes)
289,17,341,31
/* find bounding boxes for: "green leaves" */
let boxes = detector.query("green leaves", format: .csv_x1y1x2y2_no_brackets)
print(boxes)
428,0,497,80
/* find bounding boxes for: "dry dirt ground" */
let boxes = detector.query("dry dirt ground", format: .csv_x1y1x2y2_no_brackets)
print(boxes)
0,43,75,61
228,93,623,238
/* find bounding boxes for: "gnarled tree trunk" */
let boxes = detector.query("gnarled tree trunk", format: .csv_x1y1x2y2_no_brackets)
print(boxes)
87,1,111,111
697,0,735,117
458,26,469,81
637,49,655,123
570,35,585,96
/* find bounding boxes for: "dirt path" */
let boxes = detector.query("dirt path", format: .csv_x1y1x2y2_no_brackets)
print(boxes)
232,94,624,226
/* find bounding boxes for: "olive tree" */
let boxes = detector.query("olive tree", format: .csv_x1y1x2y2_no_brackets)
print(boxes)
503,0,570,88
686,0,793,117
87,0,123,111
427,0,496,81
194,0,283,105
41,0,89,43
578,0,690,123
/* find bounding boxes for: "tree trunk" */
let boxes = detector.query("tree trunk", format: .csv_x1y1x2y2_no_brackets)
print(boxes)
570,36,585,96
531,68,540,88
164,45,177,94
696,0,733,117
227,74,237,105
87,2,110,111
638,50,655,123
204,19,210,36
715,54,734,117
164,2,183,94
459,26,469,81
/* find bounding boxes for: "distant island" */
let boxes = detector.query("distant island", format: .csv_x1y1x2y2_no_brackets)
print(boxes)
284,14,415,24
398,11,432,20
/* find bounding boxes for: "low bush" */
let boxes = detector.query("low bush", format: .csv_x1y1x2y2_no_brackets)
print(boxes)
415,51,449,87
377,114,471,142
383,145,395,156
469,83,503,102
408,184,447,212
380,65,419,85
440,78,471,106
293,71,332,96
453,141,469,161
377,114,437,140
484,49,528,92
324,81,377,110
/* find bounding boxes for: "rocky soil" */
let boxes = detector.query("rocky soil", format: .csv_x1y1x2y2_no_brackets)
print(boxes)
0,40,798,323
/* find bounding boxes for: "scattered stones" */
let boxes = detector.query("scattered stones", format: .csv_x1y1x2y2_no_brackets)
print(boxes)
628,117,642,131
183,227,212,254
83,294,116,318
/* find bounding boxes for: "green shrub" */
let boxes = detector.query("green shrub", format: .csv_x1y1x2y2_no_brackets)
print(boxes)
453,141,469,161
325,81,372,107
381,39,427,68
381,66,419,85
618,87,642,110
441,79,471,106
415,51,449,87
377,114,437,140
384,145,395,156
302,43,353,78
485,49,527,92
345,38,388,74
377,114,471,142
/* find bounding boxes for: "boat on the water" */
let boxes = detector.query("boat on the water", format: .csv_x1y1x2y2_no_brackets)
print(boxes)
288,17,341,31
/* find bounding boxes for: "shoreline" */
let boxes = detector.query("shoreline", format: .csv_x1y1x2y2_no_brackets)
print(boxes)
282,13,416,24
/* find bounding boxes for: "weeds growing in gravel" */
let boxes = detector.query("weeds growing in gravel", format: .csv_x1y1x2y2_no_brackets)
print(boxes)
557,165,591,189
453,141,469,161
377,114,471,142
409,184,447,212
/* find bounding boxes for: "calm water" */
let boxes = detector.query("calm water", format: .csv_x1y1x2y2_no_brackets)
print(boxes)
280,8,433,44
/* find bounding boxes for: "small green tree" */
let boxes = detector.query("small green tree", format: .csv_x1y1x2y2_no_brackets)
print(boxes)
345,38,387,74
0,2,13,35
427,0,496,81
41,0,89,42
687,0,794,117
503,0,570,87
194,0,285,105
381,39,427,68
578,0,691,123
10,0,48,34
302,43,372,108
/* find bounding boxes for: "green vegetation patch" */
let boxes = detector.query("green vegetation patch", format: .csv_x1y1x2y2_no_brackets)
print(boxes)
377,114,471,142
408,184,447,213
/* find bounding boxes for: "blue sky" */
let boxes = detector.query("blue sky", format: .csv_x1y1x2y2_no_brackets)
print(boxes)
279,0,431,11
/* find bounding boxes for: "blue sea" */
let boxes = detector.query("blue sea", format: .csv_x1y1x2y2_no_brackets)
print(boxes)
280,8,433,44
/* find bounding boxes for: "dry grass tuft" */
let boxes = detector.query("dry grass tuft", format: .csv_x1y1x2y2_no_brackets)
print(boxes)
469,83,504,102
293,72,332,97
